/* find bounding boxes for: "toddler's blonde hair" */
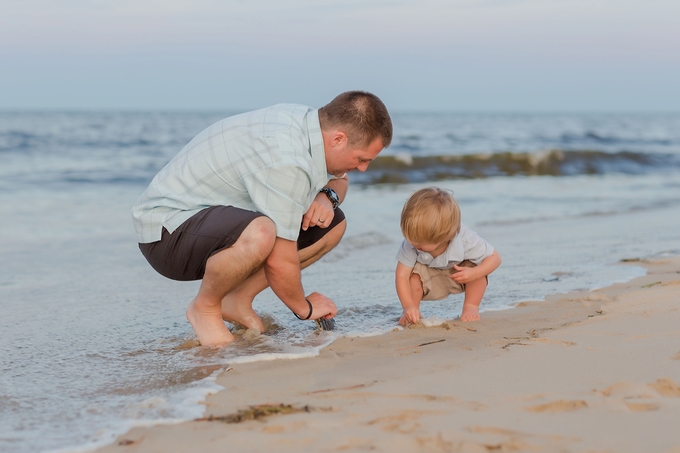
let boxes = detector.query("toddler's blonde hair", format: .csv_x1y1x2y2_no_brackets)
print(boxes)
400,187,461,245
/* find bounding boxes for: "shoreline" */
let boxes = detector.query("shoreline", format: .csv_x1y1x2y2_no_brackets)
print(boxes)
96,257,680,453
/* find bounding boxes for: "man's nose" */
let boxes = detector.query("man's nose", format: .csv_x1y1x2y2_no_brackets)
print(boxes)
357,161,370,172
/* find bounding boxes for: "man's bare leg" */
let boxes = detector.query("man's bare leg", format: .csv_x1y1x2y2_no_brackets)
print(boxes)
186,217,276,347
219,270,269,332
220,220,347,331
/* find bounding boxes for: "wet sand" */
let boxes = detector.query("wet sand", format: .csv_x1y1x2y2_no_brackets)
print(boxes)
98,257,680,453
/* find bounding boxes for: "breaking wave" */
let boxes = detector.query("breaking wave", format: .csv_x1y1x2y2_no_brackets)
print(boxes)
352,150,680,184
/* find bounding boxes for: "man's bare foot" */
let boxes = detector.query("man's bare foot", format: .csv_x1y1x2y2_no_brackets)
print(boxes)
186,299,235,347
460,306,480,322
220,293,265,332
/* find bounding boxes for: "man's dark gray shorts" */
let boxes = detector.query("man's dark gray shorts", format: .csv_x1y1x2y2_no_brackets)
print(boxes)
139,206,346,281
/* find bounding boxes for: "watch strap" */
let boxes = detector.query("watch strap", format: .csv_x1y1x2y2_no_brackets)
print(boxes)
320,187,339,209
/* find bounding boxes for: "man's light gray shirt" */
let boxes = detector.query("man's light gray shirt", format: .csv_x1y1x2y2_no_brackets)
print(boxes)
132,104,329,243
396,223,495,269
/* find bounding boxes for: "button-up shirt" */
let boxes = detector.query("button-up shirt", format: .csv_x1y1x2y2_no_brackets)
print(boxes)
132,104,329,243
396,223,495,269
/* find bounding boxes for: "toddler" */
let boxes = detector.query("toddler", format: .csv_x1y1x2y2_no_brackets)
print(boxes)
395,187,501,325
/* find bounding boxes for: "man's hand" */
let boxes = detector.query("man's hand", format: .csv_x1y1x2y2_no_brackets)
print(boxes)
301,193,335,231
306,291,338,320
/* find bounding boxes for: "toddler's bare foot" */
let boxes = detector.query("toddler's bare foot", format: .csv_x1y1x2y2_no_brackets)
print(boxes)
186,299,235,347
460,306,480,322
221,293,265,332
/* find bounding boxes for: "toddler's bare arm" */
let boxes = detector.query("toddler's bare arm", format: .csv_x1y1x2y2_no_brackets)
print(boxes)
451,251,501,284
396,262,421,325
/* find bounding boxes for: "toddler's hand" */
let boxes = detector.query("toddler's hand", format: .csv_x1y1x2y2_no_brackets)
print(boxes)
450,265,475,284
399,308,421,326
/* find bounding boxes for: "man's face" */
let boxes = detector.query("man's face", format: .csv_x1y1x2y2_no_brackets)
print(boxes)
326,135,384,177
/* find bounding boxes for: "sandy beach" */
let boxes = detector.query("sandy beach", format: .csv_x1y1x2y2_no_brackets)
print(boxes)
93,256,680,453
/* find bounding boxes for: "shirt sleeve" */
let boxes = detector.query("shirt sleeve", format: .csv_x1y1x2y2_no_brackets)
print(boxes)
460,227,495,265
241,164,312,241
396,239,418,268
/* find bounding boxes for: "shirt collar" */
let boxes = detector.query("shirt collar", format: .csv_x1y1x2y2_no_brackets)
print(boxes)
305,109,328,190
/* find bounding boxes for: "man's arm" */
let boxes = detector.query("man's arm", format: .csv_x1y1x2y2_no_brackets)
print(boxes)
264,237,338,320
301,175,349,231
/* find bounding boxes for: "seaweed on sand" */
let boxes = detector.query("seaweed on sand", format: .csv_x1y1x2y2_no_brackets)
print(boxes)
197,404,329,424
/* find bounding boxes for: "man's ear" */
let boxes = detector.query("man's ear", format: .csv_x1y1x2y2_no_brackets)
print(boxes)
331,130,347,147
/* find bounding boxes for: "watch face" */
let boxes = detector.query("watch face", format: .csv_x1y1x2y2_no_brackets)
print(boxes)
322,188,339,208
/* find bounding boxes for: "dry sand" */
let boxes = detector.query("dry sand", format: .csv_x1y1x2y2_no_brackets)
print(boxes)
99,257,680,453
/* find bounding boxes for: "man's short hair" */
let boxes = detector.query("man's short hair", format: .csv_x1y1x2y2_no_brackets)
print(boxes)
400,187,461,245
319,91,392,149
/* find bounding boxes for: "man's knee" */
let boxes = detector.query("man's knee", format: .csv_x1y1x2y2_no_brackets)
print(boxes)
326,218,346,246
238,216,277,258
314,218,346,255
297,208,346,251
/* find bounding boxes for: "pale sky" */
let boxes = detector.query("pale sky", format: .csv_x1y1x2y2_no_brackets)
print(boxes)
1,0,678,111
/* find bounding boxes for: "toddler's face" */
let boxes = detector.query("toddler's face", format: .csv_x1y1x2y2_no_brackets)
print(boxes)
412,241,446,253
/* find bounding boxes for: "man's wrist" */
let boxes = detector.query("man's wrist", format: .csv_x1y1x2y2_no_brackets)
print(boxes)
293,298,313,320
319,187,339,210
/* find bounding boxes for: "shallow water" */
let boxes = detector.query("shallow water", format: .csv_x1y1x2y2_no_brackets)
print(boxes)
1,112,679,453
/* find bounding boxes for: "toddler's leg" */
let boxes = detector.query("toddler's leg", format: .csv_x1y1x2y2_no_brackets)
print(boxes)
460,276,487,322
410,272,424,304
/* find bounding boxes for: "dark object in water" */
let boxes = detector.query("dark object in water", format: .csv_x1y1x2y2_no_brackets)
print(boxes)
315,317,336,331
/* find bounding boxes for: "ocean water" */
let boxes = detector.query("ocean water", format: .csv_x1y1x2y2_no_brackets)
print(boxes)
1,111,680,453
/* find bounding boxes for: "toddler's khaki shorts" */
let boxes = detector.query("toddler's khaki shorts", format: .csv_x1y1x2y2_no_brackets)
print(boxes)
412,260,478,301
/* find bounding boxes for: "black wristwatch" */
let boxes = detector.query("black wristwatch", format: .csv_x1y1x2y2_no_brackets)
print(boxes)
319,187,339,210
